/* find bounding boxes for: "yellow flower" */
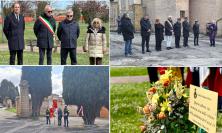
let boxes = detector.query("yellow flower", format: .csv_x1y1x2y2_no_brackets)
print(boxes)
160,99,171,112
152,93,159,104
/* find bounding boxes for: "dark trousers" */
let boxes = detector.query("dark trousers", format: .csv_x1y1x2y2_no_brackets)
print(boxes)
147,67,158,83
155,38,162,51
39,48,52,65
210,37,215,46
175,36,180,48
194,34,199,46
218,96,222,110
89,57,102,65
61,48,77,65
64,117,69,127
9,50,23,65
46,116,50,125
58,117,62,126
183,37,189,47
141,35,150,52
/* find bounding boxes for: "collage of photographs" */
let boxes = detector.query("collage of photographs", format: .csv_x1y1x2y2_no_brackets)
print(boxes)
0,0,222,133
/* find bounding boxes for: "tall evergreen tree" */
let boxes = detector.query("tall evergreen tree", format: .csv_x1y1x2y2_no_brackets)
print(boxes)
21,66,52,117
0,79,19,105
62,66,109,125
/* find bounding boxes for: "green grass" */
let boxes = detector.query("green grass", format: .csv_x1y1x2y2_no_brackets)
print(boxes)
0,22,110,47
5,107,16,113
111,82,150,132
218,112,222,131
0,51,109,65
110,67,148,77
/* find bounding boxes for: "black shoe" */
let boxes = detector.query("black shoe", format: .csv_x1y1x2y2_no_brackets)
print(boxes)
142,51,145,54
146,49,151,52
169,47,173,49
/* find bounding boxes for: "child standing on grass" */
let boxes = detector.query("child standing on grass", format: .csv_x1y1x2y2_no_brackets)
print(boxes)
83,18,107,65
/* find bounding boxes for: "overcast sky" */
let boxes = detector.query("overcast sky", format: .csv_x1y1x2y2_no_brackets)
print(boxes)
0,66,63,96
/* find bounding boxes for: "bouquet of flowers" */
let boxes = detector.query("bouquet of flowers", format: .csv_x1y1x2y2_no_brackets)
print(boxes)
138,68,197,133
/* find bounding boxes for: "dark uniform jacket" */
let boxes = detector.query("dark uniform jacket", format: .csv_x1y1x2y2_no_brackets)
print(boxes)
164,20,173,36
121,17,134,41
193,23,199,35
182,20,190,37
173,22,181,37
140,18,151,36
34,13,56,48
57,19,80,48
155,23,164,41
3,12,25,51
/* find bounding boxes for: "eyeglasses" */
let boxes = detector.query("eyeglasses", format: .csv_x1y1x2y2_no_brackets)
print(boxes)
48,11,53,13
93,21,99,24
67,15,73,18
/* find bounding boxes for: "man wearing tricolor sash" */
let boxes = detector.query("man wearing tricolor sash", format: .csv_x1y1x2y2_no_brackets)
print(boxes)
34,5,56,65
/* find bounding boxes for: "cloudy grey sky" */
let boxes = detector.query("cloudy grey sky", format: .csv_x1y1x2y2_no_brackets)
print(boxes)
0,66,63,96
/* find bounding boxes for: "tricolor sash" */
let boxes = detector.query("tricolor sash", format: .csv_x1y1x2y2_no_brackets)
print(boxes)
38,16,56,47
38,16,55,35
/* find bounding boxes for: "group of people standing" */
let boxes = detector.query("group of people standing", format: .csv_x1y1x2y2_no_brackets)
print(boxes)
3,2,107,65
117,13,218,56
45,105,70,127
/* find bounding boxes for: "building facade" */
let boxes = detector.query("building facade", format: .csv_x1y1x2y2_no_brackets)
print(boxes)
111,0,222,36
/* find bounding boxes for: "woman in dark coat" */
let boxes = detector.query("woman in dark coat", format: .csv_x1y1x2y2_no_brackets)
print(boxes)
208,20,217,47
155,19,164,51
120,13,134,57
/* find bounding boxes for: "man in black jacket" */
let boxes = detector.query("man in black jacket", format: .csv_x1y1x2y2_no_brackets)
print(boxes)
165,16,174,50
173,18,181,48
57,9,80,65
140,15,151,54
34,5,56,65
182,17,190,47
3,2,25,65
193,20,199,46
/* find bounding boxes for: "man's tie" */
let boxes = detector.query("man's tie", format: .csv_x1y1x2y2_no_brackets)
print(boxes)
16,14,19,21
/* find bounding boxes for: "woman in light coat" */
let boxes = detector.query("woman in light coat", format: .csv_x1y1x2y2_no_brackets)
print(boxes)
84,18,107,65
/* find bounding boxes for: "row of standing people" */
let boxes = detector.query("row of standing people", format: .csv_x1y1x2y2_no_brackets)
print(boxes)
3,3,107,65
117,14,218,56
45,105,70,127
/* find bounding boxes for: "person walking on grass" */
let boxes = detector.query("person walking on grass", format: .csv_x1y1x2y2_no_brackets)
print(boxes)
3,2,25,65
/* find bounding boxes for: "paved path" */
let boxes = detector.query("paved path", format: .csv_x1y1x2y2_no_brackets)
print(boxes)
0,44,109,54
110,32,222,66
111,75,149,84
0,108,109,133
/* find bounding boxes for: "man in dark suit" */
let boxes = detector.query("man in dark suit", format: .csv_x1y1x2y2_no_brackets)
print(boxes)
140,15,151,54
173,18,181,48
3,2,25,65
57,9,80,65
193,20,199,46
34,5,56,65
182,17,190,47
